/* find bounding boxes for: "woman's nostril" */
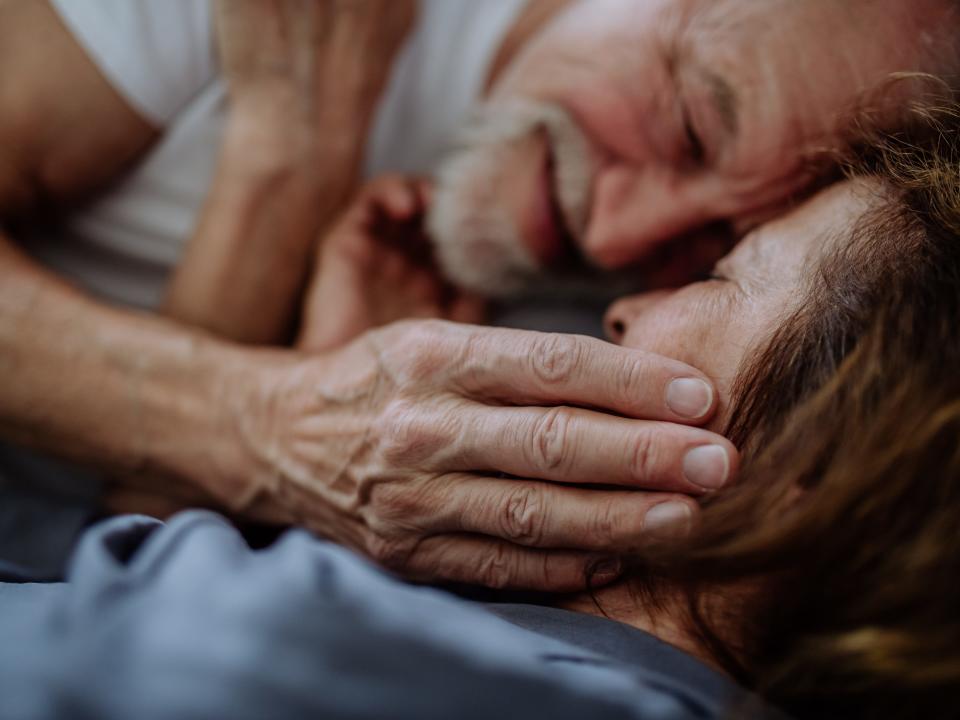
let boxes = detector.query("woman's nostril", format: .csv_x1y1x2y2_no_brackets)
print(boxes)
610,319,626,339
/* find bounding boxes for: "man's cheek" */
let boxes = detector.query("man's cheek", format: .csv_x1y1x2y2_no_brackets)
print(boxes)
557,86,659,163
496,56,654,159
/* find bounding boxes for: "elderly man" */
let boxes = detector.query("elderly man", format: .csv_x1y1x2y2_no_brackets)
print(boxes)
0,0,955,588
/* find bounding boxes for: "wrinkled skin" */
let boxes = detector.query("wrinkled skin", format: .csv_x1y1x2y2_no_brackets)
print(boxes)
559,179,879,662
430,0,955,295
238,316,737,590
247,181,870,591
607,179,875,428
0,0,745,594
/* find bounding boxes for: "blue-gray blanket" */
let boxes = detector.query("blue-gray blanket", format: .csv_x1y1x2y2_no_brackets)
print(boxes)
0,511,772,719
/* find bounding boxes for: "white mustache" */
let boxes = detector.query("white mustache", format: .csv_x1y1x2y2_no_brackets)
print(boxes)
428,99,598,297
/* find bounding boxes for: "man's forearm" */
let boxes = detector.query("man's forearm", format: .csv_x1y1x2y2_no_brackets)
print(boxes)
0,235,261,506
162,1,417,347
161,107,355,346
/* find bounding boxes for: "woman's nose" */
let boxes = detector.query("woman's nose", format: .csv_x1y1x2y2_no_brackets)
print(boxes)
604,300,629,343
603,290,672,344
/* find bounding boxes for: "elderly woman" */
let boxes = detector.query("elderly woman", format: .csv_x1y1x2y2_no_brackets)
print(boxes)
2,109,958,719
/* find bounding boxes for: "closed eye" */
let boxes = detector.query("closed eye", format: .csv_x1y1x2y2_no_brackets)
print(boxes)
690,269,726,283
681,100,706,167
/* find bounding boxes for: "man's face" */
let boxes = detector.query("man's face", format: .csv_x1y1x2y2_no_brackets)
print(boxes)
429,0,950,296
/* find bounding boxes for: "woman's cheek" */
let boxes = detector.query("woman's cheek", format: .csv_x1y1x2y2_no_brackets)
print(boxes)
623,309,696,359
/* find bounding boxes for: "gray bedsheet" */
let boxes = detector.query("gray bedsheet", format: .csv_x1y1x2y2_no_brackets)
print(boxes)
0,511,775,720
0,442,102,578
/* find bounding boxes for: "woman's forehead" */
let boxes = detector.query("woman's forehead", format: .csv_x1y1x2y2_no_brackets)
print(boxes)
725,179,882,281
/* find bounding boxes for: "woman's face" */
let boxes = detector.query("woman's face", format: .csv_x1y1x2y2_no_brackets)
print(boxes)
606,180,876,431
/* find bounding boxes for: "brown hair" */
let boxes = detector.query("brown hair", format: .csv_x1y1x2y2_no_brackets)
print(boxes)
646,107,960,719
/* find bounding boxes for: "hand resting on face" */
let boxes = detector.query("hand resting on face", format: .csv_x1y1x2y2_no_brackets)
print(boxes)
298,176,486,353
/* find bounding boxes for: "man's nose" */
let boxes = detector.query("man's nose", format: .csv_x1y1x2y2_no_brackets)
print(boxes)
583,163,711,269
603,290,673,344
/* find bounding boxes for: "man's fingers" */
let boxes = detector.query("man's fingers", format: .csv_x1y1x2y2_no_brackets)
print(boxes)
455,328,718,424
454,405,736,493
404,534,620,592
366,175,423,219
417,474,697,551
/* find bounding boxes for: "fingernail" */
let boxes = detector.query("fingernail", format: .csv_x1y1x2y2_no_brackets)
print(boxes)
683,445,730,490
644,502,693,539
666,378,713,419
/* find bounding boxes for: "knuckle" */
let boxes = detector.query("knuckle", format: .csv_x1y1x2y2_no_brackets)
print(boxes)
629,427,661,483
365,533,417,571
528,406,575,472
476,543,514,589
366,481,424,525
617,353,650,401
499,485,547,545
447,328,515,396
529,333,583,385
374,400,458,467
538,553,558,590
590,501,625,547
389,320,455,381
541,556,587,592
374,399,425,461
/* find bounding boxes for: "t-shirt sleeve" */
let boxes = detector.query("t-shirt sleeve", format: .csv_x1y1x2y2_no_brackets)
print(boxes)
49,0,216,127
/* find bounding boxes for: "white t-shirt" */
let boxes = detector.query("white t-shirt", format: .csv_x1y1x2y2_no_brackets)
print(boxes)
28,0,526,309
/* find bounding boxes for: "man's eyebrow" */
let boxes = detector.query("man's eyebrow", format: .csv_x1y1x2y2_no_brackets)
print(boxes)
701,67,739,137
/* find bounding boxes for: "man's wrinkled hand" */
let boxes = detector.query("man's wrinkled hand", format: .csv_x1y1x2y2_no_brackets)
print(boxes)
238,320,739,591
